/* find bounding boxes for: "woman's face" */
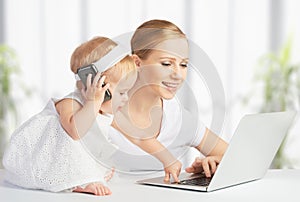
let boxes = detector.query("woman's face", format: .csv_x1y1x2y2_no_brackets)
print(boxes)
138,38,189,100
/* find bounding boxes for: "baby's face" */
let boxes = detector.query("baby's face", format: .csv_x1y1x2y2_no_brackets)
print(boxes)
101,71,137,114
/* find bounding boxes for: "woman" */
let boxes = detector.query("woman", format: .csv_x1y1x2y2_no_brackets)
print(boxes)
108,19,228,181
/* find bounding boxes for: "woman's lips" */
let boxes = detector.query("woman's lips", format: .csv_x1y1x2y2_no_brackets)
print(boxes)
162,81,181,92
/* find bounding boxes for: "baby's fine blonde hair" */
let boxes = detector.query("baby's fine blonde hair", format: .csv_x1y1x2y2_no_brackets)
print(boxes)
70,36,135,88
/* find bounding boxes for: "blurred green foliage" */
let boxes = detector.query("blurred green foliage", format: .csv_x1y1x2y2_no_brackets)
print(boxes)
0,45,19,138
254,37,300,168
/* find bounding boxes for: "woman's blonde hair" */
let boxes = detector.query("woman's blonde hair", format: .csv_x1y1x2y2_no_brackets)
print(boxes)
70,36,135,88
131,19,187,60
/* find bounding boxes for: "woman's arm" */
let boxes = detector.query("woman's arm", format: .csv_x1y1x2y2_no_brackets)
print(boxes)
197,128,228,156
185,128,228,177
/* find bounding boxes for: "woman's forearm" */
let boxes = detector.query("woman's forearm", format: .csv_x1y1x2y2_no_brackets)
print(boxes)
197,128,228,156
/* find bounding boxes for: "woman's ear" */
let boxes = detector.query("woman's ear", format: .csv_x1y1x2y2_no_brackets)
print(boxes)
132,54,142,67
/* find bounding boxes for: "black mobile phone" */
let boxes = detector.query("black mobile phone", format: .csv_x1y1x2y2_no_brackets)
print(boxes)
77,64,112,102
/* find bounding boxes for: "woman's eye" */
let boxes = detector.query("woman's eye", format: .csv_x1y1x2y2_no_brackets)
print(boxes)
161,62,172,66
181,63,188,68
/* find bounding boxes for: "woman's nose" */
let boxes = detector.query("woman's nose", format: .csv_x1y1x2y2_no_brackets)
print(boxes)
171,65,184,79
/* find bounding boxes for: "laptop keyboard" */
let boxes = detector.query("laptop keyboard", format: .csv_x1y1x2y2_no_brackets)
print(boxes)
176,176,212,186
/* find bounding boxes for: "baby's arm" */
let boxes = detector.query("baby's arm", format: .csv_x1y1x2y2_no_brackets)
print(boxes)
123,135,182,182
112,112,182,182
56,74,109,140
139,138,182,182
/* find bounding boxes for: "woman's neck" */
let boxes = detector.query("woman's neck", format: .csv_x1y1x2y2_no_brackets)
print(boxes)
128,78,162,113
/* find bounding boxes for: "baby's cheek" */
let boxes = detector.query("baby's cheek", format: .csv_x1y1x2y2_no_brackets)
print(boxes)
112,96,121,107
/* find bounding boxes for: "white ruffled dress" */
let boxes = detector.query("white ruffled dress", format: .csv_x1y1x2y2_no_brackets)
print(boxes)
2,90,117,192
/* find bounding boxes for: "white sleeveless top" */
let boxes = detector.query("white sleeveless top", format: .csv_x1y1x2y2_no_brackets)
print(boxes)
105,98,206,173
2,90,117,192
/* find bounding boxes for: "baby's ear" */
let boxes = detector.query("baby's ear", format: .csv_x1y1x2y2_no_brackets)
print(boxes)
132,54,142,67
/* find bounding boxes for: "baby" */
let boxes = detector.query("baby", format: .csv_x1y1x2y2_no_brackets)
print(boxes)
3,36,137,195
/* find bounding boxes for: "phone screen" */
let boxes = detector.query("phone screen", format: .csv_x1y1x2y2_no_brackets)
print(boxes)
77,64,98,88
77,64,112,102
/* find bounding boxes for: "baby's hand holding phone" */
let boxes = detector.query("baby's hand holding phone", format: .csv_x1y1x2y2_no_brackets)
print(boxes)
82,73,110,104
77,65,112,103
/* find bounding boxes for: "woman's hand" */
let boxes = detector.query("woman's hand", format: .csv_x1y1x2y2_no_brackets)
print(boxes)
164,160,182,182
185,156,222,177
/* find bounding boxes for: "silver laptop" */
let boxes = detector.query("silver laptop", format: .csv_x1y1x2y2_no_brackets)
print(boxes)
137,111,297,192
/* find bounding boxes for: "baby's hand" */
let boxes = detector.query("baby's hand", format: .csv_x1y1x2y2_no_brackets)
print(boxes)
82,73,110,103
73,182,112,196
164,160,182,182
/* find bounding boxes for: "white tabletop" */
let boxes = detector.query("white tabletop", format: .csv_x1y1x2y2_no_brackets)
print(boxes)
1,169,300,202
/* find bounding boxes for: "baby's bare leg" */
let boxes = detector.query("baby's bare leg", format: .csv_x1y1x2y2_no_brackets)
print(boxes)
104,167,115,182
